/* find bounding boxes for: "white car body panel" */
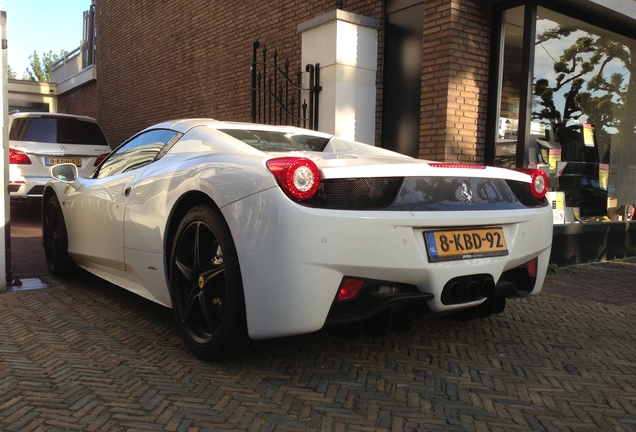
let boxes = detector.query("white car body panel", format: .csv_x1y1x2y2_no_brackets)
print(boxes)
225,188,552,338
45,119,553,341
61,171,140,271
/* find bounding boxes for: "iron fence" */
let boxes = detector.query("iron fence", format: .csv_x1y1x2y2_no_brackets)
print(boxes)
250,40,321,130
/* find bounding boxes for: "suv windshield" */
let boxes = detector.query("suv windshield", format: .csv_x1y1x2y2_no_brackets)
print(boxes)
219,129,330,152
10,116,108,145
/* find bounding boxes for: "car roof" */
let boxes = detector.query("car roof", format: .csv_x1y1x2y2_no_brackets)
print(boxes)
9,111,98,122
148,118,334,138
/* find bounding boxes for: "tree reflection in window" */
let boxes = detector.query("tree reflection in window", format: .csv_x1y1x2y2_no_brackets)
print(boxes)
532,7,635,206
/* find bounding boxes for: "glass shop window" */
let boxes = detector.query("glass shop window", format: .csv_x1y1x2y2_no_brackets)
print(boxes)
494,6,524,170
495,5,635,222
531,7,635,222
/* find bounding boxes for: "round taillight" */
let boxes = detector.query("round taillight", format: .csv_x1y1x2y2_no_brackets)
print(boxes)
266,157,320,201
516,168,548,200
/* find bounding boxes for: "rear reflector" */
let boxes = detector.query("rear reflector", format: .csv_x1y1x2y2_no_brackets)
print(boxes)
527,258,537,277
337,278,365,301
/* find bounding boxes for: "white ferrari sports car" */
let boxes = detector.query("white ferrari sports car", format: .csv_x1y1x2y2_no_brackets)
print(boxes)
43,119,553,360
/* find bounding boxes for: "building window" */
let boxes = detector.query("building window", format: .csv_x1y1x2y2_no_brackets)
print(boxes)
494,6,525,169
493,4,635,223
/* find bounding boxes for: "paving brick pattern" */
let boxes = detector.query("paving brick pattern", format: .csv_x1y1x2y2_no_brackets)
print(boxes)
1,257,635,431
5,206,636,431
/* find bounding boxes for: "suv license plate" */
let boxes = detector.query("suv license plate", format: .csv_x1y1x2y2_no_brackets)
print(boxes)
424,228,508,262
46,157,82,167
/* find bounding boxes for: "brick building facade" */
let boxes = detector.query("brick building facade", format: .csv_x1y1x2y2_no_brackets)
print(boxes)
62,0,492,165
420,1,491,162
94,1,381,146
54,0,636,265
57,81,98,119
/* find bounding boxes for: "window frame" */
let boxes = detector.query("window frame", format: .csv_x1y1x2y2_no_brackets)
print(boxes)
487,0,636,169
92,128,181,179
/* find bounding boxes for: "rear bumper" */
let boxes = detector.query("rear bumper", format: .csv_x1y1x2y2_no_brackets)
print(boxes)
9,175,49,198
323,257,541,327
226,187,553,340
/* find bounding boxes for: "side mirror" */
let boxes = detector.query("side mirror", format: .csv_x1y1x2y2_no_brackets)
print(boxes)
51,163,79,183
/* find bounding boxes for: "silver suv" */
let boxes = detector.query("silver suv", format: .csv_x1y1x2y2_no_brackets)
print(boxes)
9,112,111,203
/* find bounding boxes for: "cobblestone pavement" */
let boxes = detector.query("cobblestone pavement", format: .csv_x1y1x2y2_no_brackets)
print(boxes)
2,206,635,431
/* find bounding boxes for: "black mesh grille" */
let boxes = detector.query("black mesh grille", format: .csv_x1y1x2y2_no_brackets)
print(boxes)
300,177,547,211
505,180,547,207
304,177,403,210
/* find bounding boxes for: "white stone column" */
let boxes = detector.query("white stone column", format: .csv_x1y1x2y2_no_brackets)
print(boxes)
299,10,379,145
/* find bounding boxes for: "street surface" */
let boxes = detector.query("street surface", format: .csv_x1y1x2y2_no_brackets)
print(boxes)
2,204,635,431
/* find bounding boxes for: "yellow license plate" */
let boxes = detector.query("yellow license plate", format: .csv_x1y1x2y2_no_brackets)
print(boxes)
424,228,508,262
46,157,82,167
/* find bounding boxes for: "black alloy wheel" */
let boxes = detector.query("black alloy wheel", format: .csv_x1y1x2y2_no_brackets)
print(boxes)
42,194,76,276
169,204,251,360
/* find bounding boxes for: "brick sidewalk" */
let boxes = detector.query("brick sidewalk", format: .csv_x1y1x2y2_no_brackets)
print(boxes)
543,256,636,305
0,256,634,431
4,205,636,431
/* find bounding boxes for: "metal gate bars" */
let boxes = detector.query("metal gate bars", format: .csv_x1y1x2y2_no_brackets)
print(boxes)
250,40,321,130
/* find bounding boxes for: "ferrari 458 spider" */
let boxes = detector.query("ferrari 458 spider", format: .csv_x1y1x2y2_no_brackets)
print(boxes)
43,119,552,359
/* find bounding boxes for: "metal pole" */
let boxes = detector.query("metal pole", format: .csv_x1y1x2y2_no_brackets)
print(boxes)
313,63,321,131
250,41,259,123
1,10,10,290
86,2,96,67
306,64,315,130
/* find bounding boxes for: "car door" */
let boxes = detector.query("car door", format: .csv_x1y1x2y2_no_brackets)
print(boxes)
63,129,180,271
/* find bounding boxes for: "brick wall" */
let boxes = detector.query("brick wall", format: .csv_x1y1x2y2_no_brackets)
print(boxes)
420,0,491,163
95,1,384,147
57,81,98,120
92,1,491,160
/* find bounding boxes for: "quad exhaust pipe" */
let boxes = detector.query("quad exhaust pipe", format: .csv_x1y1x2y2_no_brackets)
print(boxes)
441,275,495,305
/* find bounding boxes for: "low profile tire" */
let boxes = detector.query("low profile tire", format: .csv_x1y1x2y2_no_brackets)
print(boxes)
42,194,76,276
169,204,252,360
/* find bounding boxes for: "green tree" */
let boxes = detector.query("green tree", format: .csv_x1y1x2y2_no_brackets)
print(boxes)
24,50,64,82
7,64,17,79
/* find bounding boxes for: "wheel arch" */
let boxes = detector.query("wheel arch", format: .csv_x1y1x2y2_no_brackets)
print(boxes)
163,191,221,287
165,190,258,359
41,186,58,226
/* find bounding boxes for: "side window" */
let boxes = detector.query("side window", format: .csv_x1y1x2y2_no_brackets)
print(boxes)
10,117,57,142
94,129,179,178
